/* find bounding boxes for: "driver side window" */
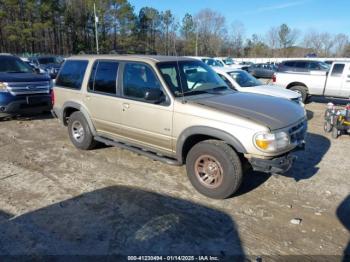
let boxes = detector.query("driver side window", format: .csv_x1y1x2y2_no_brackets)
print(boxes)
123,63,161,100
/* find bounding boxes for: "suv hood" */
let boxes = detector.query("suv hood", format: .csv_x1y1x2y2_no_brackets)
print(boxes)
0,72,50,82
190,92,305,130
243,84,300,100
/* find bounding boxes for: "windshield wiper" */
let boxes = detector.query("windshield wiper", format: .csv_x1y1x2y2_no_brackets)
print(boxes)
182,90,211,96
6,71,29,73
209,86,229,91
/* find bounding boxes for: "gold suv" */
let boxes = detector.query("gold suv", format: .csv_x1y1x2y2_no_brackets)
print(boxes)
52,55,307,199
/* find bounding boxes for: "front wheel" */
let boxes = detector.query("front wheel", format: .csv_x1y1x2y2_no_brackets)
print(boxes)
186,140,243,199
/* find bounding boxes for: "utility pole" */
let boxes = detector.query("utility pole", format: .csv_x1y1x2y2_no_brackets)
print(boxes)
195,30,198,56
94,2,99,54
195,20,198,56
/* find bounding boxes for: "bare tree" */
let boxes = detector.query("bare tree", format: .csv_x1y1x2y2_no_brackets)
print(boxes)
194,9,226,56
333,33,349,57
229,21,245,57
319,32,334,57
303,30,322,54
265,26,279,57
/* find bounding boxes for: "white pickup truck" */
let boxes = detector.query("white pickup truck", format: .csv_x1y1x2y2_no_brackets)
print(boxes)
273,62,350,102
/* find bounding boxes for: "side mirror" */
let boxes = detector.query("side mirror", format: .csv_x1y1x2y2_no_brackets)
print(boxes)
34,67,41,74
144,88,165,103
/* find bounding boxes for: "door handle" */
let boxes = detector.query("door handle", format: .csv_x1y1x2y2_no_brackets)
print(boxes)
122,103,130,111
85,94,91,99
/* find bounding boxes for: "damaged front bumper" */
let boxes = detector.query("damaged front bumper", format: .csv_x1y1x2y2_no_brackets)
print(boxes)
247,142,305,174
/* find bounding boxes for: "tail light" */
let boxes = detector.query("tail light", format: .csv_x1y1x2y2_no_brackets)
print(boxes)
272,73,276,83
51,89,55,106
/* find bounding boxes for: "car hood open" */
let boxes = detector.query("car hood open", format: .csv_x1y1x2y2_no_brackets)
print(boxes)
190,92,305,130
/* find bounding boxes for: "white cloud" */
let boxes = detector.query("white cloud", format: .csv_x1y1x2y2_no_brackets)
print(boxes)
244,1,307,15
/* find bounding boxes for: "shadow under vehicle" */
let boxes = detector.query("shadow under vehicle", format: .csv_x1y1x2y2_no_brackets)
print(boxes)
0,186,245,261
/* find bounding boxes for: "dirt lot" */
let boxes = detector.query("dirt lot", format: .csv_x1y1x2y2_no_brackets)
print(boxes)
0,99,349,260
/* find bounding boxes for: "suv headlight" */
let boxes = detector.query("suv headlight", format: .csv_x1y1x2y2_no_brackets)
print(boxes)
0,82,8,92
254,131,290,152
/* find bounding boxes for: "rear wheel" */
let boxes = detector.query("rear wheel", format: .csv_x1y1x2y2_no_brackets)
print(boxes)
324,121,333,133
290,85,308,103
186,140,243,199
332,127,340,139
68,111,97,150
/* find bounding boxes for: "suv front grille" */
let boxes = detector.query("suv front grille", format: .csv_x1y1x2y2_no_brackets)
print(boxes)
7,81,51,96
288,120,307,144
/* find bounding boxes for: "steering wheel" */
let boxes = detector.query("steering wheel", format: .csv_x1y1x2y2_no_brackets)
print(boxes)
191,79,205,89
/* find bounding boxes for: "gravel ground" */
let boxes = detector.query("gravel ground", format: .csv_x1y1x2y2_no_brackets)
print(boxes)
0,99,349,261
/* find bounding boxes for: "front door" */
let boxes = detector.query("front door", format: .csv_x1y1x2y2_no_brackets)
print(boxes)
119,62,173,154
324,63,345,97
341,64,350,98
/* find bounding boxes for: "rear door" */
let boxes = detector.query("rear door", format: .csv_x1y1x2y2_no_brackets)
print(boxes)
83,60,124,136
324,63,345,97
119,62,173,154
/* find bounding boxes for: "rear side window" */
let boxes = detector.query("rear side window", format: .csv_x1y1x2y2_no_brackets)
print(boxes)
294,61,307,68
331,64,345,76
284,61,295,67
308,62,320,70
88,61,119,95
56,60,88,89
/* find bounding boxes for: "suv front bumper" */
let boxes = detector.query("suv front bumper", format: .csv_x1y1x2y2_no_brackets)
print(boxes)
0,95,52,117
248,142,305,174
249,154,297,174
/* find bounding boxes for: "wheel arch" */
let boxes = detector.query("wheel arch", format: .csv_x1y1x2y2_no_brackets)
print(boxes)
176,126,247,164
286,82,308,91
62,101,97,135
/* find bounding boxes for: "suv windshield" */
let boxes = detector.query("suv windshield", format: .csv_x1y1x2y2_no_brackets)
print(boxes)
0,56,34,73
38,57,62,65
223,58,234,65
157,60,230,97
202,58,223,67
228,70,262,87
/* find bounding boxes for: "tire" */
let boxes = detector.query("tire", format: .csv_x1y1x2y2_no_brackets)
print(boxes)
186,140,243,199
332,127,339,139
324,121,333,133
68,111,97,150
289,85,308,103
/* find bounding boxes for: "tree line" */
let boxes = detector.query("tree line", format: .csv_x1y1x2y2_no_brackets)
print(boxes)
0,0,349,57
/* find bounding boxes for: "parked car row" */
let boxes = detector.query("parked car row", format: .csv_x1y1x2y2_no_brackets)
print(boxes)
21,55,64,79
